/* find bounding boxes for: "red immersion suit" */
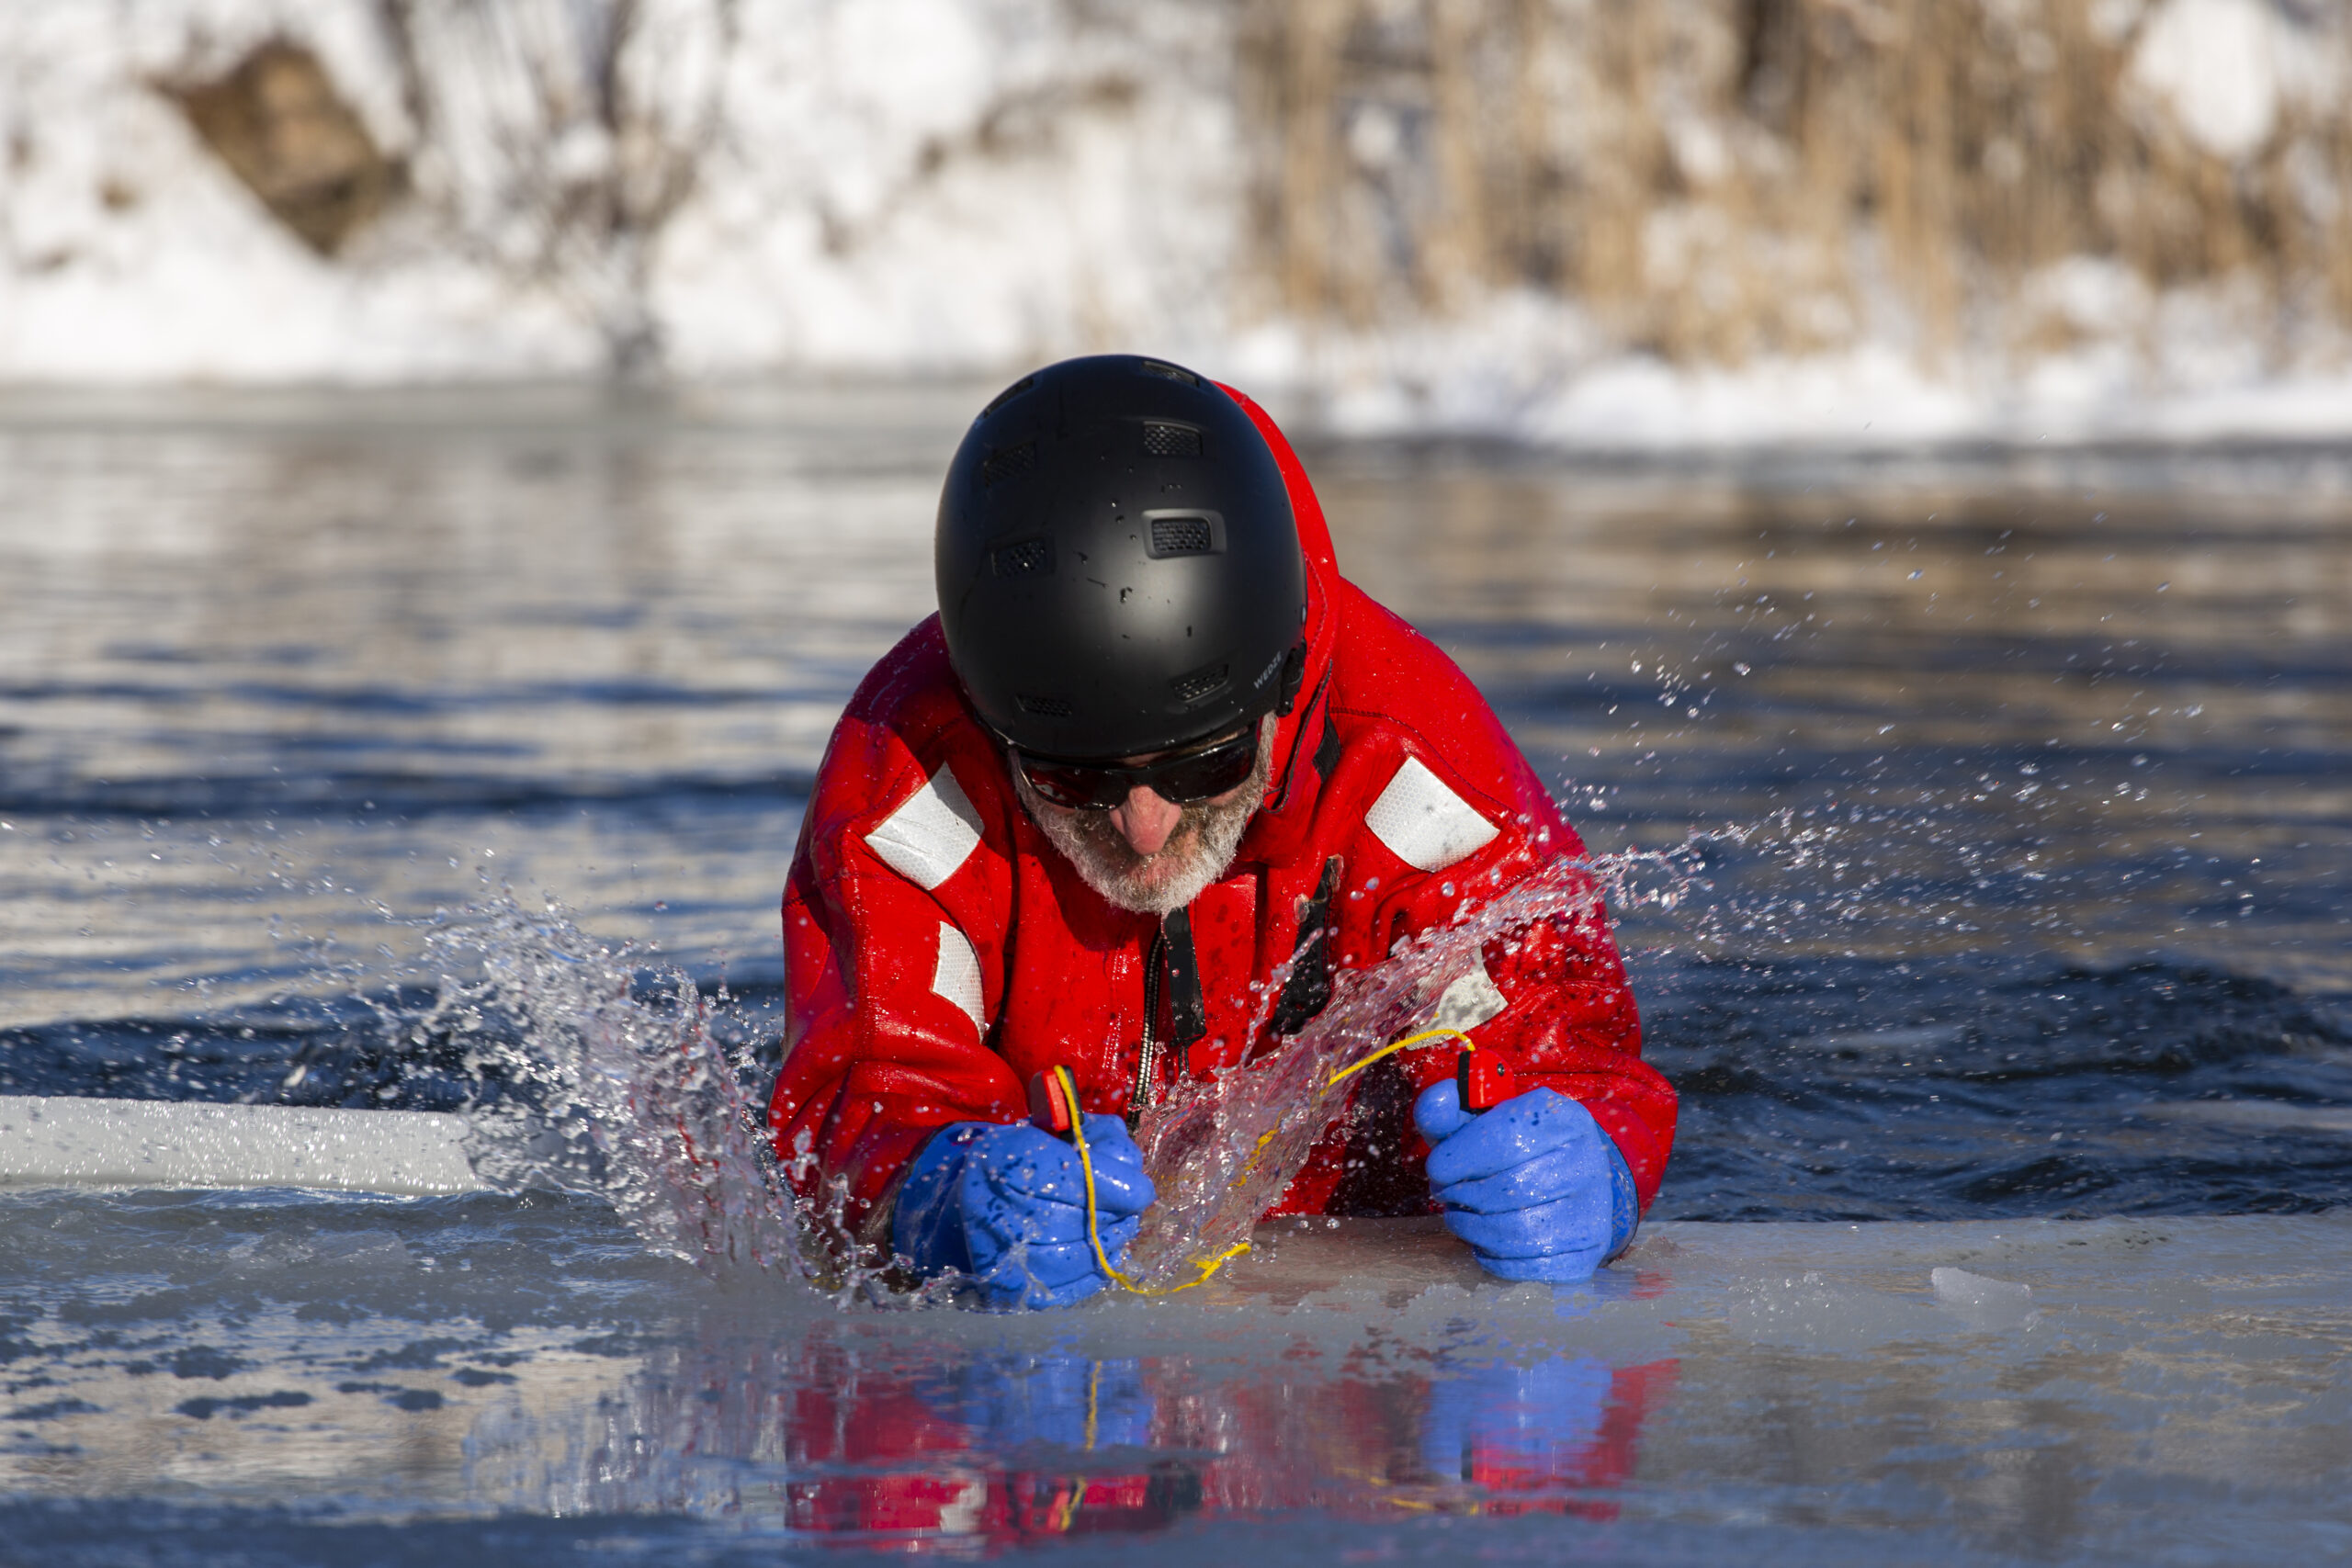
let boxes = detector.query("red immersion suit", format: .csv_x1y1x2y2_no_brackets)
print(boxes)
768,390,1675,1248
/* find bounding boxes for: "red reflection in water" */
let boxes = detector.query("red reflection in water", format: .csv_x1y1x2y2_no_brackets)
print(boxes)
774,1337,1677,1549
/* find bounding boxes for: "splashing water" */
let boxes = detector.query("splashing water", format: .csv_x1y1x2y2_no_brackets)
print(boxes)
385,896,803,1279
337,812,1917,1299
1125,840,1721,1288
365,837,1721,1301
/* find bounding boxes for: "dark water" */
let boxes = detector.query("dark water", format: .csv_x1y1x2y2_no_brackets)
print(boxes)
4,396,2347,1219
10,958,2352,1224
4,390,2352,1562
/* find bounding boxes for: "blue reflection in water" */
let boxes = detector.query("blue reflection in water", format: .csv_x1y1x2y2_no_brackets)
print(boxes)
943,1356,1158,1454
1421,1357,1614,1482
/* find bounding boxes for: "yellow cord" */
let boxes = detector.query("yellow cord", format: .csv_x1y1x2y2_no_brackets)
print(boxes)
1083,1359,1100,1451
1326,1026,1473,1088
1060,1025,1471,1297
1063,1066,1251,1295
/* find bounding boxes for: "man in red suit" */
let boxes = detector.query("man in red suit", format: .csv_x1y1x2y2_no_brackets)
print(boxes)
769,355,1674,1307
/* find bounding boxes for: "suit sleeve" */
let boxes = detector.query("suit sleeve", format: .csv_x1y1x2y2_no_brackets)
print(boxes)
1370,818,1677,1211
1461,865,1675,1210
768,716,1025,1251
1348,704,1678,1211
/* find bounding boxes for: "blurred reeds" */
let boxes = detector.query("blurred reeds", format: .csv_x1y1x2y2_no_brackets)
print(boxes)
1238,0,2352,364
146,0,2351,377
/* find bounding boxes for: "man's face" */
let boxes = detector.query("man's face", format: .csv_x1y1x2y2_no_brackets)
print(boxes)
1012,714,1275,917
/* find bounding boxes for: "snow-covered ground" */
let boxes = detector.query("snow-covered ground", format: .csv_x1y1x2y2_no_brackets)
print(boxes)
1,0,2347,446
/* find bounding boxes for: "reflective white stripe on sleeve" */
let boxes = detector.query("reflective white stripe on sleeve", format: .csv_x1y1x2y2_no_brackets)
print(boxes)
865,764,984,889
931,922,985,1030
1432,957,1509,1032
1364,756,1499,873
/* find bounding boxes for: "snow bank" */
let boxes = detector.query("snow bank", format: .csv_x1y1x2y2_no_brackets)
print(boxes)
0,0,1239,383
0,0,2347,448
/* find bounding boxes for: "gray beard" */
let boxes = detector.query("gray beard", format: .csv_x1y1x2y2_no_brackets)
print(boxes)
1012,716,1275,918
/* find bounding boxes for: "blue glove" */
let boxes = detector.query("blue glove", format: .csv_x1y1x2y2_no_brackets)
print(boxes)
890,1116,1155,1310
1415,1080,1637,1282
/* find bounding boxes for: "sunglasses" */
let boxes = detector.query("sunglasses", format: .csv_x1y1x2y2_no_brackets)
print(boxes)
1015,724,1261,810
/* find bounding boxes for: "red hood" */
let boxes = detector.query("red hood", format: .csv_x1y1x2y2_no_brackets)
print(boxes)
1218,385,1344,865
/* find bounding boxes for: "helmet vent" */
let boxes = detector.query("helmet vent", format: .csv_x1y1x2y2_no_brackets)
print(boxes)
1148,514,1216,556
979,376,1036,419
1142,422,1203,458
1016,694,1074,717
992,537,1053,577
1170,662,1230,705
1137,359,1199,386
980,441,1036,487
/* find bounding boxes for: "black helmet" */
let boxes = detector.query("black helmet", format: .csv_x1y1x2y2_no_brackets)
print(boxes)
935,355,1307,761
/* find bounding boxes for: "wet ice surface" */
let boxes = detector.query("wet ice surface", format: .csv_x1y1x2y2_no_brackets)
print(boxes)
3,387,2351,1559
6,1194,2352,1564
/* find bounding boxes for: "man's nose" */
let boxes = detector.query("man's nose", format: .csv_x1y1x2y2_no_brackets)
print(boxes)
1109,784,1184,857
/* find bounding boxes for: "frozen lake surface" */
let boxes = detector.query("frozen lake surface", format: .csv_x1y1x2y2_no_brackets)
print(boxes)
1,386,2349,1560
6,1193,2352,1564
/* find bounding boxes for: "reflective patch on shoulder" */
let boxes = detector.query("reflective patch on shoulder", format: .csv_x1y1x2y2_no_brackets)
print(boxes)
865,764,984,890
1431,958,1508,1032
932,922,985,1031
1364,756,1499,872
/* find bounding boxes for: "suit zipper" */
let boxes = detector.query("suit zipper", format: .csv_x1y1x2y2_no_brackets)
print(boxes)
1131,927,1164,1122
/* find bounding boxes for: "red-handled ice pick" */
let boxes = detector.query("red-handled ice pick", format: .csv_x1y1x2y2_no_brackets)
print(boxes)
1456,1047,1512,1112
1027,1065,1080,1141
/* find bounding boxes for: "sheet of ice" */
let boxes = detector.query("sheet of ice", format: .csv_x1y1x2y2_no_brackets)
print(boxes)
0,1095,485,1194
1929,1264,2037,1327
6,1200,2352,1562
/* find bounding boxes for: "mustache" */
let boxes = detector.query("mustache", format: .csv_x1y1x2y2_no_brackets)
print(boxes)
1012,718,1273,917
1062,799,1218,866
